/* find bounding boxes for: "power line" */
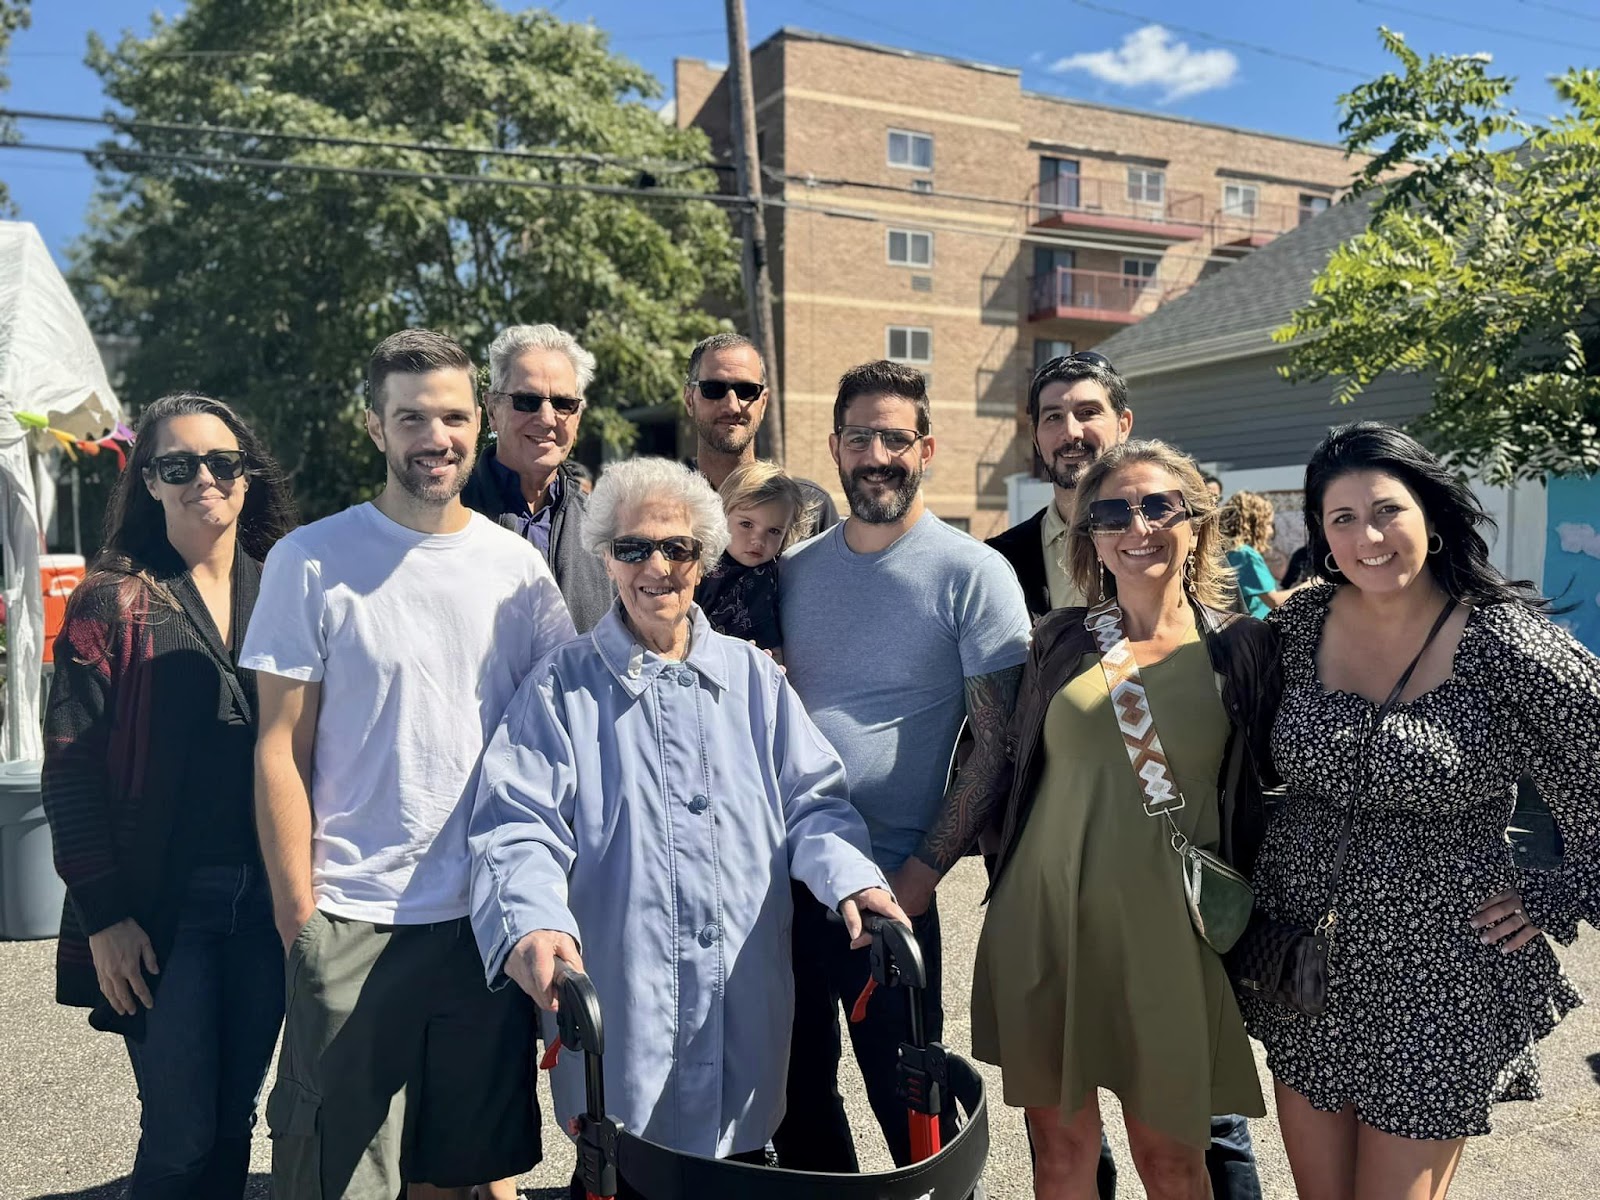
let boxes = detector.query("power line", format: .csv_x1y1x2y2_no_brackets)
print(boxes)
3,107,731,174
1063,0,1371,79
1515,0,1600,25
1352,0,1600,53
0,139,751,208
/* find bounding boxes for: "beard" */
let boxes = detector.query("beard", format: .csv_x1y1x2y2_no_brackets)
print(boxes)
696,413,758,456
391,444,474,504
1042,439,1099,490
841,460,922,524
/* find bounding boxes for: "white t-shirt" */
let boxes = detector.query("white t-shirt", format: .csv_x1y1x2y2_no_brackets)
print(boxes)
241,502,576,923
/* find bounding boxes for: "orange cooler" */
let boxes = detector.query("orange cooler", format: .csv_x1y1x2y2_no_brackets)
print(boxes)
39,554,86,663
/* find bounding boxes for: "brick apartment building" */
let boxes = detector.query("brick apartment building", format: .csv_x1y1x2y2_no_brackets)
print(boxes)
674,28,1358,537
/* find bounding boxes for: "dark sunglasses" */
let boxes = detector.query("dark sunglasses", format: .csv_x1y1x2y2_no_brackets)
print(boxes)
610,535,703,564
693,379,764,403
492,390,584,416
147,450,248,485
1041,350,1114,376
1082,490,1191,536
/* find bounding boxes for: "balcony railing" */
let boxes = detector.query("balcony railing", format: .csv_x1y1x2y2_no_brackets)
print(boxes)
1029,177,1207,231
1028,268,1171,323
1210,200,1309,243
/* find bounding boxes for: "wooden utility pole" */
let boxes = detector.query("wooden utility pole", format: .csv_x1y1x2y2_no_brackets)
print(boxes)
724,0,784,463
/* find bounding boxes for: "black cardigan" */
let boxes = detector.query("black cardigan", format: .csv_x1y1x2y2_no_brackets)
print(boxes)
42,544,261,1037
986,506,1052,622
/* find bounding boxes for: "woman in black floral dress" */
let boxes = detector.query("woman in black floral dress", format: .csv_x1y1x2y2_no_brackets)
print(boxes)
1245,423,1598,1200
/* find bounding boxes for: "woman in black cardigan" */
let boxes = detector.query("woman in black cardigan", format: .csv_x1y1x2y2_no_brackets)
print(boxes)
43,392,296,1199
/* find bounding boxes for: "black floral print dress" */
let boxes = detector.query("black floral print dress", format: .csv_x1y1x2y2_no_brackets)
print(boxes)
1243,584,1600,1139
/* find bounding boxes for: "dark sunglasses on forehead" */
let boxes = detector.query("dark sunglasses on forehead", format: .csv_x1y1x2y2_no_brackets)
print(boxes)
692,379,764,403
490,390,584,416
1044,350,1114,373
609,535,703,564
147,450,248,485
1081,490,1191,536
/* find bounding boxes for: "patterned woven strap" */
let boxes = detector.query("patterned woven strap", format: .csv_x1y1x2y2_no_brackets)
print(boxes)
1086,598,1186,817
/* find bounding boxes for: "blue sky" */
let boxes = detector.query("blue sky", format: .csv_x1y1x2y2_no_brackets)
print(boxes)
5,0,1594,264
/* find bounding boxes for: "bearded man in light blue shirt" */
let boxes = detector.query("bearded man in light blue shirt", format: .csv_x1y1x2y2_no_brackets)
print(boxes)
468,458,903,1174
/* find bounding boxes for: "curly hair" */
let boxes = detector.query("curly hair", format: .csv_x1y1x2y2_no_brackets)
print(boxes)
1219,491,1275,555
1065,439,1233,611
581,457,729,573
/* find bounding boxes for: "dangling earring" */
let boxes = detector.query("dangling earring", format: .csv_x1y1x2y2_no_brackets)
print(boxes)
1183,552,1197,595
1099,560,1112,602
1427,532,1444,556
1323,552,1342,576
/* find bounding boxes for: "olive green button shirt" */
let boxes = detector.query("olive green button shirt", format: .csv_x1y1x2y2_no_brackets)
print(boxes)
1040,499,1087,610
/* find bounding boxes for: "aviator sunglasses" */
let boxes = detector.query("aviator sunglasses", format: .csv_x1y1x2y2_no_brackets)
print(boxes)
148,450,249,485
609,535,704,564
692,379,764,403
1081,489,1191,536
490,390,584,416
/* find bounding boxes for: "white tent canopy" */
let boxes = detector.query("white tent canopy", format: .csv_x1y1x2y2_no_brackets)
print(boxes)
0,221,123,761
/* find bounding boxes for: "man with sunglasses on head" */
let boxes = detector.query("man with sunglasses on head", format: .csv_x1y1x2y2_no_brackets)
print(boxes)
462,323,613,632
987,352,1134,622
683,331,838,535
773,360,1030,1172
246,329,576,1200
986,354,1262,1200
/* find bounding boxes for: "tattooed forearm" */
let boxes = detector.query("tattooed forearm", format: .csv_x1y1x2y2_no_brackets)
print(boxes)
913,664,1023,875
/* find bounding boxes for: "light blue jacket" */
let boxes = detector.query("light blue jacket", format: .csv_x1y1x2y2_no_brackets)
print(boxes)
469,603,887,1157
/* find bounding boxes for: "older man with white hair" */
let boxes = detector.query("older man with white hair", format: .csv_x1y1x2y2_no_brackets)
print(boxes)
463,323,613,631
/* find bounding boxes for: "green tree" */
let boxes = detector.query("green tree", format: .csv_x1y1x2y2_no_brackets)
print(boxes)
1276,29,1600,483
0,0,31,214
73,0,739,518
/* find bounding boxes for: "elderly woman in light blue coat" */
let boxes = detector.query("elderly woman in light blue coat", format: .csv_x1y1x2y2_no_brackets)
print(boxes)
469,457,903,1164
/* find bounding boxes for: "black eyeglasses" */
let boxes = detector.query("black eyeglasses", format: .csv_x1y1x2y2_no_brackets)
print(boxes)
147,450,248,485
609,535,703,564
490,390,584,416
835,426,924,455
1041,350,1114,375
692,379,764,403
1081,490,1191,536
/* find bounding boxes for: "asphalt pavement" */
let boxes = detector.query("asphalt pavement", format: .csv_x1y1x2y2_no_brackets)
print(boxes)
3,857,1598,1199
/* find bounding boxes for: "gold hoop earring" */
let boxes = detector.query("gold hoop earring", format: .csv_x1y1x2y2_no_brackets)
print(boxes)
1427,532,1444,556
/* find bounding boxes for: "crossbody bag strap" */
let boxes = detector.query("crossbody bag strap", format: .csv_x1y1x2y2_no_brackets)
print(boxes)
1316,597,1458,932
1085,597,1188,819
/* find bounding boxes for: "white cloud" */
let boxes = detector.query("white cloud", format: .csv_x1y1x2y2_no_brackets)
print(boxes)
1557,522,1600,560
1049,25,1238,104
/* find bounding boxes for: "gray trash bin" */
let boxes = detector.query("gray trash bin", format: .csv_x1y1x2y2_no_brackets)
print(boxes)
0,759,65,940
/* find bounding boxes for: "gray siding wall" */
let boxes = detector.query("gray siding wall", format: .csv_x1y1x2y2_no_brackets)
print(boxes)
1126,351,1433,470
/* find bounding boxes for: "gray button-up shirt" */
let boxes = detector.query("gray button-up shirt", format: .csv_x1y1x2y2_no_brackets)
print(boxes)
469,603,886,1157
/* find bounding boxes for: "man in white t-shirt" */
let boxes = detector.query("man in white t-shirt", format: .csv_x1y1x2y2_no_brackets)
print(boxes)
244,329,576,1200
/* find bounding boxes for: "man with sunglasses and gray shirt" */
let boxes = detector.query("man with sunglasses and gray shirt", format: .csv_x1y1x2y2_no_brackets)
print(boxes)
683,332,838,536
462,324,613,632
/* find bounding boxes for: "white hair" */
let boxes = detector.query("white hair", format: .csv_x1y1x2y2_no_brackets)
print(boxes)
488,323,597,398
583,458,729,573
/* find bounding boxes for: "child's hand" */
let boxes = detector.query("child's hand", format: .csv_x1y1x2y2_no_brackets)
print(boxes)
753,641,786,671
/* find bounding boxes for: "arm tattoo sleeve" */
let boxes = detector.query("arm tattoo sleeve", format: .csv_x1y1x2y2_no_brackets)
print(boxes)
913,663,1024,875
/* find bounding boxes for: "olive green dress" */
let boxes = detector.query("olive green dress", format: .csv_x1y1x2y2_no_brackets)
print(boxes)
971,628,1264,1148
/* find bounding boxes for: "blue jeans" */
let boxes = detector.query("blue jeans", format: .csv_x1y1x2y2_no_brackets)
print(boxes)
124,863,285,1200
1095,1113,1261,1200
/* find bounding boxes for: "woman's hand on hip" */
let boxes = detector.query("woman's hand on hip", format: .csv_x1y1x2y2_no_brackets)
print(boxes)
1471,888,1542,954
88,918,158,1016
839,887,911,949
506,929,584,1011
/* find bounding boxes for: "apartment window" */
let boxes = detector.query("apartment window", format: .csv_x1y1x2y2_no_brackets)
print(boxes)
1123,256,1159,288
1299,194,1331,224
1127,167,1165,205
887,229,934,268
886,326,933,364
1034,339,1074,370
1222,183,1260,217
888,129,934,171
1039,156,1080,210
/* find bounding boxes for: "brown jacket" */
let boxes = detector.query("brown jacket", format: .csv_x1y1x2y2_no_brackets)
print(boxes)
986,602,1281,899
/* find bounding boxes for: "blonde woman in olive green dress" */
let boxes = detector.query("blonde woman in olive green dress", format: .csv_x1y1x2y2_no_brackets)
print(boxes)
973,441,1280,1200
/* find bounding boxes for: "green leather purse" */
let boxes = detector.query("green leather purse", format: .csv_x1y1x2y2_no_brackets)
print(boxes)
1086,598,1254,954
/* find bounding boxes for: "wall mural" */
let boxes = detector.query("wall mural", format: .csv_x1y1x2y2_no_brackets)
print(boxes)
1544,475,1600,655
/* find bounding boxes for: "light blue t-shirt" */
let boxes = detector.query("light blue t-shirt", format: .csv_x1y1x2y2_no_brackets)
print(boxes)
780,511,1031,871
